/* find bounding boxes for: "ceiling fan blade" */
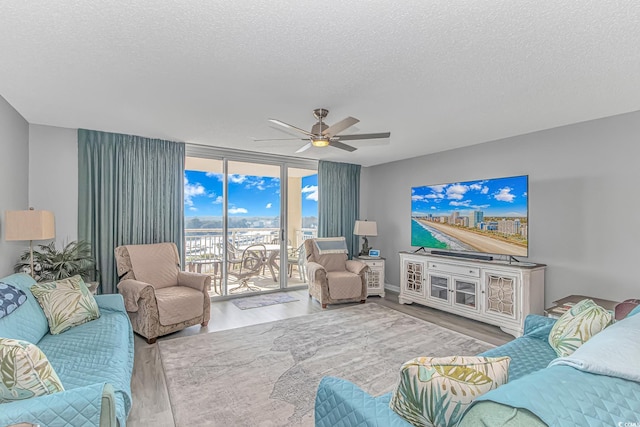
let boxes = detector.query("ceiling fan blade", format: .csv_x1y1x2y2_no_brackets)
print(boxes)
268,119,314,137
322,117,359,138
295,142,313,153
252,137,304,142
329,141,357,152
336,132,391,141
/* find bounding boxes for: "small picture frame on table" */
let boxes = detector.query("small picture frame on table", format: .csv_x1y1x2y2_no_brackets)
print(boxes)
368,249,380,258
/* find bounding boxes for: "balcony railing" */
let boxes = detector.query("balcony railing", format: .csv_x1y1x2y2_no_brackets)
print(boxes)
185,227,317,261
184,227,316,295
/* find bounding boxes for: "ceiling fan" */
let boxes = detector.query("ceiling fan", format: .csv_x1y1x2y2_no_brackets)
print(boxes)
255,108,390,153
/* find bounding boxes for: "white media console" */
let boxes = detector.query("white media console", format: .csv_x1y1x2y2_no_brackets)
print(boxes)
398,251,546,337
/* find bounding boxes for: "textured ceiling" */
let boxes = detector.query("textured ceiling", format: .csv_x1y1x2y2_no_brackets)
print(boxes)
1,1,639,167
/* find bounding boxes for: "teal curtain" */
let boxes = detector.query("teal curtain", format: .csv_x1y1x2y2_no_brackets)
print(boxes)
78,129,185,294
318,160,361,258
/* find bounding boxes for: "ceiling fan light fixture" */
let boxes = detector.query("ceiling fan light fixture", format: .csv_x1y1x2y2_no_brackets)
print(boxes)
311,137,330,147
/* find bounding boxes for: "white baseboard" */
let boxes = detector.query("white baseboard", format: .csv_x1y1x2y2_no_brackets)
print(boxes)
384,283,400,293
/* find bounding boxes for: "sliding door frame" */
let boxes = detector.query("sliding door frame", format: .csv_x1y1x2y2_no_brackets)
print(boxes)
186,144,318,297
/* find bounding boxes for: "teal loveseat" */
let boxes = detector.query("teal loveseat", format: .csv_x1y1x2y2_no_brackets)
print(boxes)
315,309,640,426
0,273,134,427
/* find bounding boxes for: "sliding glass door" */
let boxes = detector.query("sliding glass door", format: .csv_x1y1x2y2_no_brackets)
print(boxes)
184,151,316,297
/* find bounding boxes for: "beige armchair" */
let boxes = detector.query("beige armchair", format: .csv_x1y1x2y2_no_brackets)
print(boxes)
114,242,210,344
304,238,368,308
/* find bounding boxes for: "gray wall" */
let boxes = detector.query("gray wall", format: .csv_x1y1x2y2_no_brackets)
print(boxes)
0,95,30,276
363,110,640,306
29,124,78,244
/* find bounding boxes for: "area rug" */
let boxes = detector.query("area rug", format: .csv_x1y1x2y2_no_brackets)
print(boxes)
231,292,300,310
158,303,494,426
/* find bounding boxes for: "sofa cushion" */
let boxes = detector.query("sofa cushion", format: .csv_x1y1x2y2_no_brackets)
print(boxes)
326,271,362,300
125,242,180,289
30,275,101,335
0,274,49,344
0,281,27,319
0,337,65,402
389,356,510,427
548,299,612,357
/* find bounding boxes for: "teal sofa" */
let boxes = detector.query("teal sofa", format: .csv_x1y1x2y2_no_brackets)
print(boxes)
315,309,640,426
0,273,134,427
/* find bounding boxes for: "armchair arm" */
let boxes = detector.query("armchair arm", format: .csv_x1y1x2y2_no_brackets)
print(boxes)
177,270,211,293
306,261,327,284
346,259,368,275
117,279,154,313
315,377,410,427
0,383,112,427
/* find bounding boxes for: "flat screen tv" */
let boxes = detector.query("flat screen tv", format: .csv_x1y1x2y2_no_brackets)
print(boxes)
411,175,528,257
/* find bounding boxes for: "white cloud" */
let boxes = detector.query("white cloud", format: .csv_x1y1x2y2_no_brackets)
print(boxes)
494,187,515,202
412,195,425,201
472,204,490,209
425,193,445,199
450,200,472,207
228,207,248,214
429,184,446,193
301,185,318,202
469,183,482,191
189,207,198,211
212,196,223,204
266,203,272,209
205,172,222,178
481,186,489,194
523,192,528,197
446,184,468,200
184,176,206,207
431,206,437,210
229,174,247,184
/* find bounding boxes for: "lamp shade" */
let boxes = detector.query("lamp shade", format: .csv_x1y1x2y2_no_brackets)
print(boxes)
5,210,55,241
353,220,377,236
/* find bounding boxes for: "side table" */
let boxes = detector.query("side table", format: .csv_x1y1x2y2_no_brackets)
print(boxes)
354,256,385,297
545,294,618,319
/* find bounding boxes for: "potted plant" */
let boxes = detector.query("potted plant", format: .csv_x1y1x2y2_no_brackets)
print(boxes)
14,240,97,283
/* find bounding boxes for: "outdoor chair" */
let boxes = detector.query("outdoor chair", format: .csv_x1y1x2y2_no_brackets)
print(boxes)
228,244,268,293
114,242,211,344
304,238,368,308
288,243,307,281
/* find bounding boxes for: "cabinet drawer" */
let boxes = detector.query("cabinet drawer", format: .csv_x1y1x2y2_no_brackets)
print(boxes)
428,262,480,277
367,260,383,267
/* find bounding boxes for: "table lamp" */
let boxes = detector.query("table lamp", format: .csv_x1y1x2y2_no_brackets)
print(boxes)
353,220,377,256
5,208,55,278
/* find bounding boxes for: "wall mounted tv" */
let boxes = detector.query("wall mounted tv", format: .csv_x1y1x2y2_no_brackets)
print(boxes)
411,175,528,257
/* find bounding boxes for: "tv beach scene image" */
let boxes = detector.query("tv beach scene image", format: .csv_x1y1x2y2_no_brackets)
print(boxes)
411,176,528,257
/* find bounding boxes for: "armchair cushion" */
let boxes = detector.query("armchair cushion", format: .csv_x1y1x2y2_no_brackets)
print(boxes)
125,243,180,289
326,271,363,300
154,286,204,326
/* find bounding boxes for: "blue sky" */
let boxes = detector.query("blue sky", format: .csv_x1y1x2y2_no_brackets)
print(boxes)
184,170,318,217
411,175,528,217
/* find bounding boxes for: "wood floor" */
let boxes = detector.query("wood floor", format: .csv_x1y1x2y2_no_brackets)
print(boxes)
127,289,512,427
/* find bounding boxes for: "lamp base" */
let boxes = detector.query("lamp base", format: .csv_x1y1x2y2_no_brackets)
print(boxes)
359,236,371,256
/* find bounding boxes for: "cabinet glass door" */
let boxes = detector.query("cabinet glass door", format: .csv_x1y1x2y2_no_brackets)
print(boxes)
429,274,450,303
454,279,478,311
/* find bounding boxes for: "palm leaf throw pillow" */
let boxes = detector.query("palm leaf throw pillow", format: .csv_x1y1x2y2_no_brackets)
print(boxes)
30,275,100,335
389,356,510,427
548,299,612,357
0,338,64,402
